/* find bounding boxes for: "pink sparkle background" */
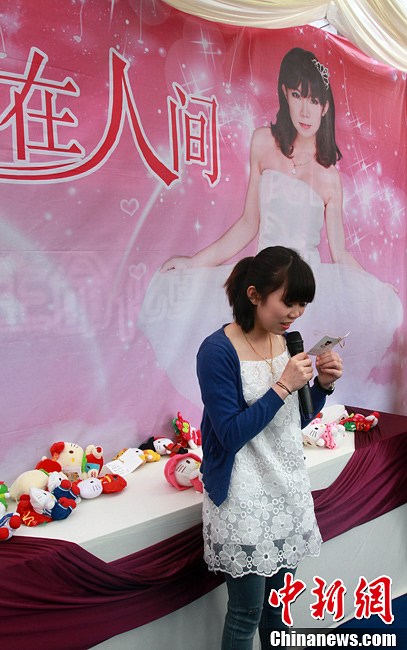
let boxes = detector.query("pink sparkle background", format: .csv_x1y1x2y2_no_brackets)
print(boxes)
0,0,405,483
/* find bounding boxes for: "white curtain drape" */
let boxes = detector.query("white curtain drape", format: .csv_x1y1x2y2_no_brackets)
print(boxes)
160,0,407,71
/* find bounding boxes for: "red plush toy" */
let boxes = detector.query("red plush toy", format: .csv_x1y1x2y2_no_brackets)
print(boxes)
16,494,52,526
0,512,21,541
340,411,380,432
84,445,104,477
172,412,202,450
100,473,127,494
35,458,63,474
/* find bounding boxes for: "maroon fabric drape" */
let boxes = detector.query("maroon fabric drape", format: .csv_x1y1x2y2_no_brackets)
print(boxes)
0,525,223,650
1,407,407,649
313,406,407,541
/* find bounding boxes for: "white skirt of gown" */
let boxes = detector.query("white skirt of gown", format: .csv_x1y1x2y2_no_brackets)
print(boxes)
138,170,403,411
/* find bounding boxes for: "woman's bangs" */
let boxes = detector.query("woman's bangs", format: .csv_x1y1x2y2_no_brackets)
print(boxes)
286,71,324,104
284,265,316,304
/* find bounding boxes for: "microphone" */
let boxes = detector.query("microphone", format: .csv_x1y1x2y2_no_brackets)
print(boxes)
285,331,314,420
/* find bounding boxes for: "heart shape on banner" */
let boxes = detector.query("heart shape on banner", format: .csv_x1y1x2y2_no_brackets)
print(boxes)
120,198,139,217
129,263,146,280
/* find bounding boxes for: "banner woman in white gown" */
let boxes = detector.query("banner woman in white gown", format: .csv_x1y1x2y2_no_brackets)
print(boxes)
138,48,403,410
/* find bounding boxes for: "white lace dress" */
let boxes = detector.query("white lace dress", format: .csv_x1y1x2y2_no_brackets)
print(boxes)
202,350,322,578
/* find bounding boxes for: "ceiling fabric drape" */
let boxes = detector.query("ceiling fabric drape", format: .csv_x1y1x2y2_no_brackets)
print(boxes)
160,0,407,71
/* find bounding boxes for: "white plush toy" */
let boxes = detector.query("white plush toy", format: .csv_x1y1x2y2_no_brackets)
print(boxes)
77,477,103,499
302,404,348,449
164,453,203,492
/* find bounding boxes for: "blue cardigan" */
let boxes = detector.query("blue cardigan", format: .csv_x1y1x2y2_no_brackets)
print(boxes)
196,326,327,506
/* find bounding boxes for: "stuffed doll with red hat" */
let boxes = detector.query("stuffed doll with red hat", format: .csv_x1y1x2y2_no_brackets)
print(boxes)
164,453,203,492
340,411,380,432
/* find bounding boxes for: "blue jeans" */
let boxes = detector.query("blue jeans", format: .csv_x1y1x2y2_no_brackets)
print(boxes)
221,568,294,650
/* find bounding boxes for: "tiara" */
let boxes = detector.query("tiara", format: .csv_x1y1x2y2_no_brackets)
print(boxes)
312,59,330,90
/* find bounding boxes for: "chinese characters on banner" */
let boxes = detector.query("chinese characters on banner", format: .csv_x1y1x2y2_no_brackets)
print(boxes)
0,48,219,186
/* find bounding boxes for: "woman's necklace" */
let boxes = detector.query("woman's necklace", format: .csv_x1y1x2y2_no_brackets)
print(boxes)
291,152,315,175
243,331,273,371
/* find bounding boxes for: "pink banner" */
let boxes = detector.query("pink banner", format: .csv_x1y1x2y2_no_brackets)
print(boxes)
0,0,405,483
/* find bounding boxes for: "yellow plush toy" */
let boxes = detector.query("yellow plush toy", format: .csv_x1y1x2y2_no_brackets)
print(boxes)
9,469,50,501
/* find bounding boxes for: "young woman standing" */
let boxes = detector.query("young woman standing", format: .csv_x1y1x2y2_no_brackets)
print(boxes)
197,246,343,649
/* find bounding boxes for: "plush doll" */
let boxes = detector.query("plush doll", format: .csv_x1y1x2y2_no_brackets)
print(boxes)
29,487,77,521
317,422,346,449
141,449,161,462
50,441,86,481
172,412,202,450
164,453,203,492
100,473,127,494
139,436,175,456
165,441,190,456
50,475,81,504
302,420,346,449
29,487,57,517
47,470,70,494
302,419,325,447
0,503,21,541
50,497,77,520
84,445,104,477
35,458,63,474
340,411,380,432
77,477,103,499
9,457,69,502
9,469,50,501
17,494,52,526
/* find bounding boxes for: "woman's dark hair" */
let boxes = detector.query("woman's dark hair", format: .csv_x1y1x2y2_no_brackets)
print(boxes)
270,47,342,167
224,246,315,332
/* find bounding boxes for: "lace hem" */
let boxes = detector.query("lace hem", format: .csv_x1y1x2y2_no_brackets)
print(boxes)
203,531,322,579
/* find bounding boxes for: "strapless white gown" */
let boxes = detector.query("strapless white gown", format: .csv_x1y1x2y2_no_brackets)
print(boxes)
138,170,403,410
